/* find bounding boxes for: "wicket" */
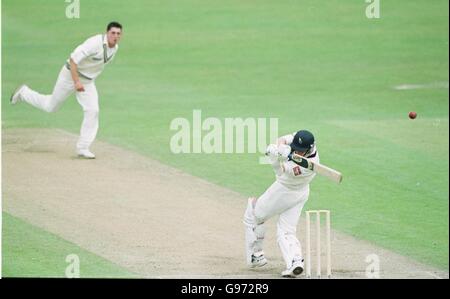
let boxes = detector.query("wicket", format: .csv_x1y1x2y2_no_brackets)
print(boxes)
305,210,331,278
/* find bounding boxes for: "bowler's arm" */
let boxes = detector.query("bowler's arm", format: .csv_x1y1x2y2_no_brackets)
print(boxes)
69,58,85,92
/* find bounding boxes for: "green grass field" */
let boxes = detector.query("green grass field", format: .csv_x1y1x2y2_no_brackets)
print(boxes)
2,0,448,275
2,213,135,277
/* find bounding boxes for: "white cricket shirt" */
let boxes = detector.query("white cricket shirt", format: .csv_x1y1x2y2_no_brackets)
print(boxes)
270,133,319,189
66,34,118,80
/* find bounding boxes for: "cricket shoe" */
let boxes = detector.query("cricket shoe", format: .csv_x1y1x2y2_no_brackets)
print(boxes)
10,84,26,105
77,149,96,159
281,258,304,278
250,251,267,268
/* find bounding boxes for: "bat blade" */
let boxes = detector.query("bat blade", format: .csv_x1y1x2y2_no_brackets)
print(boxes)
312,162,343,183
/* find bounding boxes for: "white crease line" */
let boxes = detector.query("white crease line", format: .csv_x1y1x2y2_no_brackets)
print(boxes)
394,82,449,90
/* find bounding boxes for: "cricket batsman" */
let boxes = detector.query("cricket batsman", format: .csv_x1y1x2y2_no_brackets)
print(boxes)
244,130,319,278
10,22,123,159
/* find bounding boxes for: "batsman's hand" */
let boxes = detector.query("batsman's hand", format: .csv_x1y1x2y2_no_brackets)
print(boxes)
277,144,291,161
265,144,278,157
75,81,85,92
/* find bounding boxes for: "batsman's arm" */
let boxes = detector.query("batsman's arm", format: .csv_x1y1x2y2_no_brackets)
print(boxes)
265,144,291,160
277,138,287,146
265,144,286,176
69,59,85,92
277,133,295,146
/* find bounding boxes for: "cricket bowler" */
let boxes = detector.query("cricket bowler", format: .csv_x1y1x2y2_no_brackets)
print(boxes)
244,130,319,278
10,22,123,159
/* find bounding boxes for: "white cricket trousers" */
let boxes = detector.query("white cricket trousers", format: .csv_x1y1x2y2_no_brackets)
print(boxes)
20,66,99,150
244,180,309,269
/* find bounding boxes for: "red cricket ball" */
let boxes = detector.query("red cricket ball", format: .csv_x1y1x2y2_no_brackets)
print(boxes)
409,111,417,119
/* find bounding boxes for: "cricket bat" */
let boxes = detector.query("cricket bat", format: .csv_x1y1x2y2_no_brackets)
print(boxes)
289,153,343,184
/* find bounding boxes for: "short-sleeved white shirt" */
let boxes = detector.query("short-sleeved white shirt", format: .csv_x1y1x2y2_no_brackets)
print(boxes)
67,34,118,80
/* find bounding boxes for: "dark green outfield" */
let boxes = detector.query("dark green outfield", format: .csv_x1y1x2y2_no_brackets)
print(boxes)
2,0,448,275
